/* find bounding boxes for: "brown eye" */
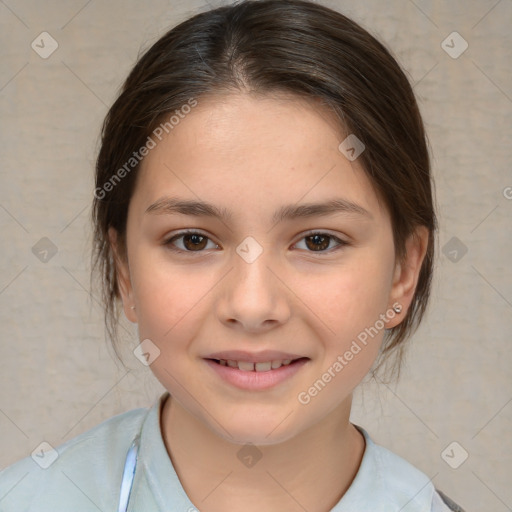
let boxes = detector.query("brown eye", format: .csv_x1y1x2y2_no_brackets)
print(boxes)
164,231,218,252
305,234,330,251
182,233,208,251
294,232,347,253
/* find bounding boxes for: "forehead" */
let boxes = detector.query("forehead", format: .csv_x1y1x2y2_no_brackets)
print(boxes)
130,92,387,223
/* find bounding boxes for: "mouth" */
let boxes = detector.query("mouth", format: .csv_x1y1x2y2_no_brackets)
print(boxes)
207,357,308,372
203,353,310,391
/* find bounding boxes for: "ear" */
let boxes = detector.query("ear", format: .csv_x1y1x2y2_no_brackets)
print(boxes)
108,227,137,323
386,226,430,328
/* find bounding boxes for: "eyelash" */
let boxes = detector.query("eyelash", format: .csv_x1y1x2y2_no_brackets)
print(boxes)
163,229,348,255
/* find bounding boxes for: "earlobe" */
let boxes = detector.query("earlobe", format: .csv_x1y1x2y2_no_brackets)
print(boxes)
387,226,429,328
108,227,138,323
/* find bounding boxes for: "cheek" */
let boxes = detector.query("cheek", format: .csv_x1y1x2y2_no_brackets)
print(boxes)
294,259,391,412
302,254,394,338
130,253,212,344
131,262,209,393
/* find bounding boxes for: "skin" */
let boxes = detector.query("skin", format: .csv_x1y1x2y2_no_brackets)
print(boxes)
110,91,429,511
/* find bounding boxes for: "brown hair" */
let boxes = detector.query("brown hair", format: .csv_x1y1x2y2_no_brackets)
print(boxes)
91,0,437,376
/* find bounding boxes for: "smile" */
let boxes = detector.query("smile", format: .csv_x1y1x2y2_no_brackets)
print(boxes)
205,357,310,390
215,359,295,371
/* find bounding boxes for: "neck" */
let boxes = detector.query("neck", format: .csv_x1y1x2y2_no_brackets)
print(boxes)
160,394,365,512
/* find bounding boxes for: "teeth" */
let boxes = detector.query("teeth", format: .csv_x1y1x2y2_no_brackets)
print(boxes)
217,359,297,371
238,361,255,371
255,361,272,372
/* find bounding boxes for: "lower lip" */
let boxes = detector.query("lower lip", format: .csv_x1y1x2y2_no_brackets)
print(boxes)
204,358,309,391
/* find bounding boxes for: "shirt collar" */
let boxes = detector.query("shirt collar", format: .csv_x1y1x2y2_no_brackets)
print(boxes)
332,425,435,511
138,391,197,509
137,392,435,511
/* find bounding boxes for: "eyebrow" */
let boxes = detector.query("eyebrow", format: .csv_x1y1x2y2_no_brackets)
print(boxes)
145,196,373,223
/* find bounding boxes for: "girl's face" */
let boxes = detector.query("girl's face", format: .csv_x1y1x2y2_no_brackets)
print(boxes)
112,92,427,445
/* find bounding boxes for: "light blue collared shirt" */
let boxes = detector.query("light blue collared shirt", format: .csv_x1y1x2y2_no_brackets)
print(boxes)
0,392,456,511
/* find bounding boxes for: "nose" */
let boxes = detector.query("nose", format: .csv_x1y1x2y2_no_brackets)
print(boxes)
215,248,291,333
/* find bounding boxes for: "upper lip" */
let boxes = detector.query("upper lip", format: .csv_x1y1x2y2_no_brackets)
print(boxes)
205,350,308,363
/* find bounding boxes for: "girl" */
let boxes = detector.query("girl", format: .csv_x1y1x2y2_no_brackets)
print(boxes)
0,1,465,510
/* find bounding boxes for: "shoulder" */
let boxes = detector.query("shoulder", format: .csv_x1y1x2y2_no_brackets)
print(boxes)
0,405,149,512
353,427,465,512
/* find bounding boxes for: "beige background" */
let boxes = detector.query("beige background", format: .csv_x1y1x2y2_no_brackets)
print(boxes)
1,1,511,510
